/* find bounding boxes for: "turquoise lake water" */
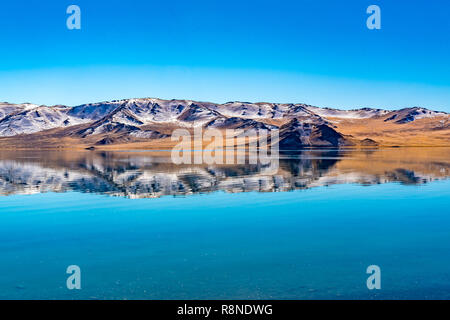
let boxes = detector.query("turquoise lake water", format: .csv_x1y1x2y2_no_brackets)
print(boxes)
0,149,449,299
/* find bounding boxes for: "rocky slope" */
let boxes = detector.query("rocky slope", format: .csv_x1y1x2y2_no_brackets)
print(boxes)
0,98,448,148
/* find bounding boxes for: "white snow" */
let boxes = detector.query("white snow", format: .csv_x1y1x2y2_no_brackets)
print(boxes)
0,98,447,137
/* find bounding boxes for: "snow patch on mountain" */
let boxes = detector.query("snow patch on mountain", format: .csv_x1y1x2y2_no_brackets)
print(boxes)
384,107,449,124
0,105,92,136
211,102,317,120
0,98,448,137
305,106,390,119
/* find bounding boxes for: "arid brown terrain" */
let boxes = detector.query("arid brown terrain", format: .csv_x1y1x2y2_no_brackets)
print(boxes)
0,98,448,150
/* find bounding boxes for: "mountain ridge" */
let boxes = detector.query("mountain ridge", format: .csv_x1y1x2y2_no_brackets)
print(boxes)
0,98,449,148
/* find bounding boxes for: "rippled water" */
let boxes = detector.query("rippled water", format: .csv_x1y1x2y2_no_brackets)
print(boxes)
0,148,449,299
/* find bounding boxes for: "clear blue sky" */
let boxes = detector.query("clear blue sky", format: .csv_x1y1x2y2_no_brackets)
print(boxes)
0,0,449,111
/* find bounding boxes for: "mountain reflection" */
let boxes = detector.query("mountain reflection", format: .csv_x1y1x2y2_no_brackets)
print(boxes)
0,148,449,198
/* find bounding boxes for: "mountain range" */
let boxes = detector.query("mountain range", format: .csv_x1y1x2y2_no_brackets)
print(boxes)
0,98,449,149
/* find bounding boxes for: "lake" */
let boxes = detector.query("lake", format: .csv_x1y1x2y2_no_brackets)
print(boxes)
0,148,449,299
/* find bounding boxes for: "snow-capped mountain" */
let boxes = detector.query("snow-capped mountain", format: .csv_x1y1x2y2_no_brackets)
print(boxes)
0,103,90,136
305,106,390,119
383,107,449,124
0,98,448,147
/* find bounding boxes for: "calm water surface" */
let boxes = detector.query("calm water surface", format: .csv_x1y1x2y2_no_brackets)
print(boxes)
0,148,449,299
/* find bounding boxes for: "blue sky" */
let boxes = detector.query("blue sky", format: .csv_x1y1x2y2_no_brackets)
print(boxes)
0,0,449,111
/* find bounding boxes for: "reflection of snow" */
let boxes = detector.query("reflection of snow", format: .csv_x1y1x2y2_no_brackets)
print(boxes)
0,154,448,199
